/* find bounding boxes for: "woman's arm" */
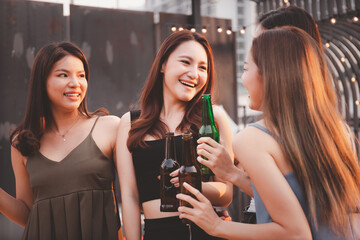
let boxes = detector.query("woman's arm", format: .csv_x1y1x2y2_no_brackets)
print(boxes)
0,146,33,227
197,137,253,196
178,127,312,239
197,106,253,196
199,106,234,207
115,112,141,240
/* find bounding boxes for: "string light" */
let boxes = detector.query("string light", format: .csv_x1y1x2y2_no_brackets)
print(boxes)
330,17,336,24
283,0,289,4
355,100,359,106
167,22,256,36
341,57,346,62
240,26,246,34
351,77,356,82
353,16,359,22
325,42,330,48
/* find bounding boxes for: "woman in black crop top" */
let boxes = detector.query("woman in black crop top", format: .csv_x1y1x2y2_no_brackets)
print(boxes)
116,30,234,240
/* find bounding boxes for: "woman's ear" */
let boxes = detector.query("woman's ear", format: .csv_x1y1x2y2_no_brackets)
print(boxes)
161,61,166,73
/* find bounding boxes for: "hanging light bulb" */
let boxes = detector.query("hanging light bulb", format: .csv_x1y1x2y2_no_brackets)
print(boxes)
217,27,223,33
240,26,246,34
330,17,336,24
171,26,177,32
178,27,184,31
355,100,359,106
351,77,356,82
226,28,232,35
201,27,207,33
325,42,330,48
353,16,359,22
341,57,346,62
190,27,196,32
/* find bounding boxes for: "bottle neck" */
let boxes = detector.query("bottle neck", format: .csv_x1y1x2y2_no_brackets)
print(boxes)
182,137,196,166
165,135,176,160
202,97,215,126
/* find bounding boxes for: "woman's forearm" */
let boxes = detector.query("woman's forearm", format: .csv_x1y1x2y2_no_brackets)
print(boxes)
0,188,30,227
121,199,141,240
229,167,254,197
202,181,233,207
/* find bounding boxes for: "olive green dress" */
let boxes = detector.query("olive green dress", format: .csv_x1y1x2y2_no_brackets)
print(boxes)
23,117,121,240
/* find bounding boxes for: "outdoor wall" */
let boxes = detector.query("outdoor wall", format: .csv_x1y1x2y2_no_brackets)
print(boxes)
70,5,155,115
0,1,66,238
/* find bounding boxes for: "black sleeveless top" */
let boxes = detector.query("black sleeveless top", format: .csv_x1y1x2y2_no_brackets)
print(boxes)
130,111,198,203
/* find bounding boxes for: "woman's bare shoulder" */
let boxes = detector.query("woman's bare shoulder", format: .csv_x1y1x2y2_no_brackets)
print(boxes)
93,115,119,130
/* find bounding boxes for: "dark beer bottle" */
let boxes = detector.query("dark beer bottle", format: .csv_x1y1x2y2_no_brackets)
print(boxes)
199,94,219,181
160,132,180,212
179,132,202,224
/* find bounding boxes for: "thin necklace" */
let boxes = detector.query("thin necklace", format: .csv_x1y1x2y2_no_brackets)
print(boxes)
53,117,81,142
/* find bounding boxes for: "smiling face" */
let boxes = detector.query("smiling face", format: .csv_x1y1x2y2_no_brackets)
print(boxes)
46,55,88,113
161,40,208,103
242,50,263,111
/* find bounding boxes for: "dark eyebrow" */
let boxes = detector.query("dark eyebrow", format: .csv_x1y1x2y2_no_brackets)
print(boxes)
54,69,69,72
178,55,192,60
54,69,85,74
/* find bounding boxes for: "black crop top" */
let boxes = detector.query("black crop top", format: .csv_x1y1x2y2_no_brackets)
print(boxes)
130,111,198,204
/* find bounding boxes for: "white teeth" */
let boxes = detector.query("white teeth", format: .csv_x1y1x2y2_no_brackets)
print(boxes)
179,80,196,88
64,93,80,97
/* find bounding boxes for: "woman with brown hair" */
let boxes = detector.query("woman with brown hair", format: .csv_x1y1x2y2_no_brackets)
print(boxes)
195,6,333,226
116,30,234,240
0,42,122,239
177,26,360,239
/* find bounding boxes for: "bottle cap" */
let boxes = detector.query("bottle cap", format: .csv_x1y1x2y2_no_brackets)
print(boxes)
182,132,193,140
165,132,174,137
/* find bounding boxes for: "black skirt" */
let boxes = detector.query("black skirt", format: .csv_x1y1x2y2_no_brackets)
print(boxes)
143,216,222,240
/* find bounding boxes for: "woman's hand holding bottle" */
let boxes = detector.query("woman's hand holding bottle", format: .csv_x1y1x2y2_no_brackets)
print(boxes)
196,137,236,183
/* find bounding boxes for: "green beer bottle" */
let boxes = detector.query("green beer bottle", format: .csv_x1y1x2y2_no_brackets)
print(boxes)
199,94,219,181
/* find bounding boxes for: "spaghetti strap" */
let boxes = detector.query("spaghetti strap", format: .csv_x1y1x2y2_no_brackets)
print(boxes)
248,123,283,143
130,110,141,123
90,116,101,133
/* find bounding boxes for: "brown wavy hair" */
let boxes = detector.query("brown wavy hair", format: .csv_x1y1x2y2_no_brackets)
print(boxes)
252,26,360,234
257,6,338,109
127,30,215,151
10,41,108,157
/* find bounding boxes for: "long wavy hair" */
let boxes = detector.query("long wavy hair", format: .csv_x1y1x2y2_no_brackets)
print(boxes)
10,41,107,157
127,30,215,151
252,26,360,233
257,6,338,110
